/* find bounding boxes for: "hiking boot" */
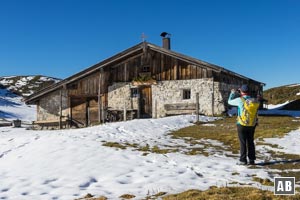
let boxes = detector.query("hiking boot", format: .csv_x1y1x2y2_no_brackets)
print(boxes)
249,160,255,165
236,161,247,165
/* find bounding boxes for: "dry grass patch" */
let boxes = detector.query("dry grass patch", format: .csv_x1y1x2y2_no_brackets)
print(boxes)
252,177,273,186
171,116,300,155
102,141,178,155
75,193,108,200
163,186,300,200
102,142,127,150
119,194,136,199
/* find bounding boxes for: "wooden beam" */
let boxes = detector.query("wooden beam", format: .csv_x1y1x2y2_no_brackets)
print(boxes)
98,70,102,123
59,89,62,129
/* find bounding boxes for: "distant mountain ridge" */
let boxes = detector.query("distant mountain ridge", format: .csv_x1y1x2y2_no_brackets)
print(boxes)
0,75,61,97
0,75,60,122
263,83,300,105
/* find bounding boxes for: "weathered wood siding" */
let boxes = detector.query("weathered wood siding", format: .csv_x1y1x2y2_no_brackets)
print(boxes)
37,89,68,121
68,72,100,96
33,45,263,127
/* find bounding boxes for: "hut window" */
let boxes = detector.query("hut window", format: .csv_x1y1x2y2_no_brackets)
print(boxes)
182,89,191,99
131,88,139,98
142,65,150,72
68,83,78,89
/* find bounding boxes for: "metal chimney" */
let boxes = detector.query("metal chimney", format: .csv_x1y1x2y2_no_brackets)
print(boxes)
160,32,171,50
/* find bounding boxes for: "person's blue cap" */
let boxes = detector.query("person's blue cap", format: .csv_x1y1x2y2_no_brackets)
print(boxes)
240,84,249,92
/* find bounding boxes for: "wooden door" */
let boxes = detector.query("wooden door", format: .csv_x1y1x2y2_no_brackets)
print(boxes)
140,86,152,118
71,97,99,127
87,97,99,125
71,97,87,127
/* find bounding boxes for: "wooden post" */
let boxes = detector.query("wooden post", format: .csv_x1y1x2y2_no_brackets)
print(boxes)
124,62,128,82
123,97,127,121
102,101,105,122
137,91,141,119
68,97,71,128
98,69,102,123
86,100,90,127
154,99,157,119
196,92,199,122
211,78,215,116
59,89,62,129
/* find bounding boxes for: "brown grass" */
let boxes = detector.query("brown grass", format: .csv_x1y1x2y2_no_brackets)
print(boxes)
163,186,300,200
264,84,300,104
171,116,300,155
119,194,136,199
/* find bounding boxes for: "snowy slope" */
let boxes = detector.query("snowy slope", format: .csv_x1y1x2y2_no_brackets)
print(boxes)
0,75,60,97
0,88,36,123
0,115,299,200
0,75,60,123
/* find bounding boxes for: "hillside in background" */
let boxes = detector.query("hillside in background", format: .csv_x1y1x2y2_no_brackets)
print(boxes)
0,75,61,97
0,75,60,122
263,84,300,105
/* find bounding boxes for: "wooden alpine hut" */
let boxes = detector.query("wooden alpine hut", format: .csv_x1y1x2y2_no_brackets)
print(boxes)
25,33,265,129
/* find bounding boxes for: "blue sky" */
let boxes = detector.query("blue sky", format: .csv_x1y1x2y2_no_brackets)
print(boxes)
0,0,299,89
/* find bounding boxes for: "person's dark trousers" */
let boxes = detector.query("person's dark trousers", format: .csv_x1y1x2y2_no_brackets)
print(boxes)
237,124,256,163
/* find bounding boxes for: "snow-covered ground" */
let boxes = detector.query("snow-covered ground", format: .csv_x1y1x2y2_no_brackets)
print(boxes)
0,89,36,123
0,114,299,200
0,90,299,199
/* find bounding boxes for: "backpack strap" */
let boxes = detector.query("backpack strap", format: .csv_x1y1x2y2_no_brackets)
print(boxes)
238,97,246,116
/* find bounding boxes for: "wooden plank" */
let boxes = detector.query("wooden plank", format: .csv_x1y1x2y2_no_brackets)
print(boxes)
166,56,171,80
124,62,128,82
71,97,87,126
191,65,197,79
161,54,165,80
34,119,68,124
166,110,196,115
157,54,161,80
182,65,186,79
178,63,182,79
164,103,196,111
197,66,202,78
173,59,178,80
88,98,99,125
203,68,207,78
187,65,191,79
207,69,212,78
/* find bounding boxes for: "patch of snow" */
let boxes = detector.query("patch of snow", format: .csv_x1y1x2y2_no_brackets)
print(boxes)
1,114,294,199
201,123,216,127
262,130,300,155
286,83,300,87
267,101,290,109
0,89,36,122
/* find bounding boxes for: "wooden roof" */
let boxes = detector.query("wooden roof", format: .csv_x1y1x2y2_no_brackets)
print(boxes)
25,42,265,104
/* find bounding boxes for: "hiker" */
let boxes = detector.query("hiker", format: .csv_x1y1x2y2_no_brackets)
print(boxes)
228,84,259,165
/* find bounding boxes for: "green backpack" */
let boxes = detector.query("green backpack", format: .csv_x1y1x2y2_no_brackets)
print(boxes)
238,97,260,126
